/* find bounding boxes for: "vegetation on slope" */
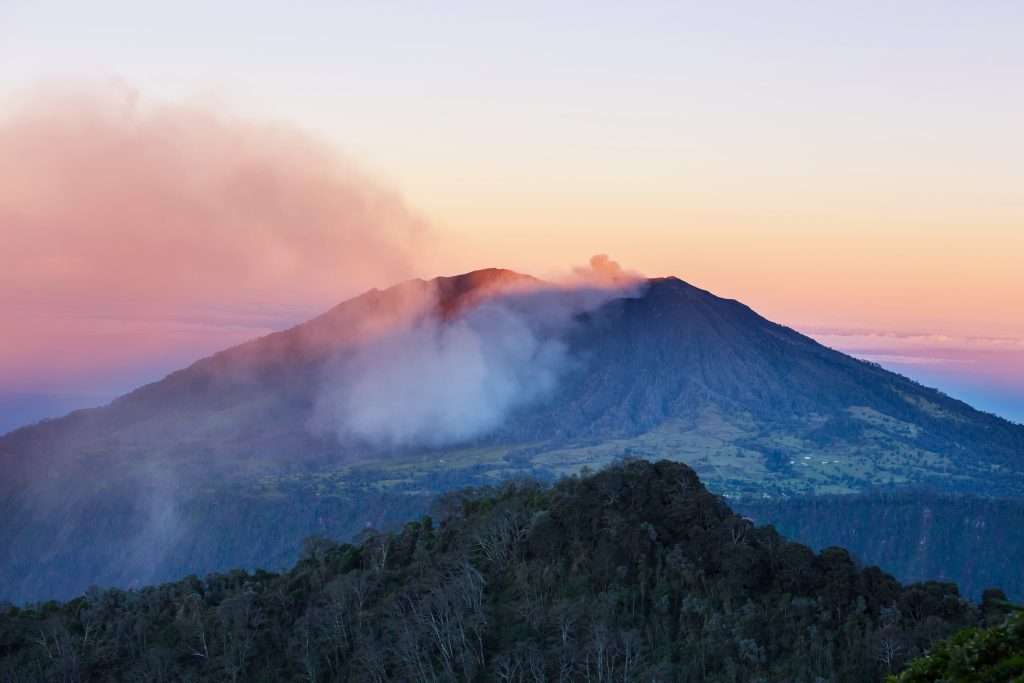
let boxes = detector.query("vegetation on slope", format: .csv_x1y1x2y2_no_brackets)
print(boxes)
889,604,1024,683
0,460,988,682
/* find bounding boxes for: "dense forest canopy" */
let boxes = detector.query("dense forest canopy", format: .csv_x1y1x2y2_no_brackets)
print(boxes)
0,460,1009,682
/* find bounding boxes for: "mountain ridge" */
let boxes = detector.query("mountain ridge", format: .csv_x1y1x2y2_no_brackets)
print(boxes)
1,267,1022,603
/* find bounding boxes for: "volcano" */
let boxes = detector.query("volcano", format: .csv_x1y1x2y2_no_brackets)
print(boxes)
2,268,1022,603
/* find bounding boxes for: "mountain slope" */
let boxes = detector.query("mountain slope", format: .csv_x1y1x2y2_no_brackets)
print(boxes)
737,492,1024,601
488,277,1023,496
1,269,1022,603
0,461,985,682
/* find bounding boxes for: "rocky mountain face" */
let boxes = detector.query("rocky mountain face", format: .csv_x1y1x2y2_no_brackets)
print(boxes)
1,269,1022,603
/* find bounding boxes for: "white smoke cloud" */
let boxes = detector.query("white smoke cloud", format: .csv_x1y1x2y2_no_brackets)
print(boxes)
317,299,565,448
311,258,646,449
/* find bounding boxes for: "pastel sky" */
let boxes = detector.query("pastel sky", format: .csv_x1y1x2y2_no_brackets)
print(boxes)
1,1,1022,428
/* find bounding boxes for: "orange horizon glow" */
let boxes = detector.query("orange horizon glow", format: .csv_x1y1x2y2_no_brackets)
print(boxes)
0,83,1021,423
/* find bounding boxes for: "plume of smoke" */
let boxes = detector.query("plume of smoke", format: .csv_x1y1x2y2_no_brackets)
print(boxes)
0,82,427,394
571,253,640,286
313,290,565,448
312,257,646,449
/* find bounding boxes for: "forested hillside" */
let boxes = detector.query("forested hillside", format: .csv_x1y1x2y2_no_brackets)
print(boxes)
0,461,991,682
889,607,1023,682
738,492,1024,602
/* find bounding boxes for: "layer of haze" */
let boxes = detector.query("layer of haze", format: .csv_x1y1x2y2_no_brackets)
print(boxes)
1,2,1021,425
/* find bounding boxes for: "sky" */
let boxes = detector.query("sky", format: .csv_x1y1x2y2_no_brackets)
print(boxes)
0,1,1022,428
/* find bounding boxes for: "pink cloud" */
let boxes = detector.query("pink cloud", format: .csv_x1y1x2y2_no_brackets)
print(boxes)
803,326,1024,397
0,84,430,393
